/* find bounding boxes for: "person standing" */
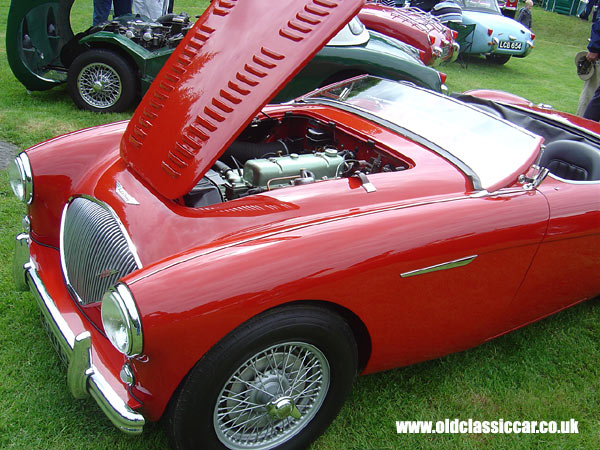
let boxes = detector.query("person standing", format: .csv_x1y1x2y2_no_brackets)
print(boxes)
410,0,440,12
133,0,169,20
431,0,463,24
93,0,133,26
516,0,533,29
579,0,598,21
582,17,600,120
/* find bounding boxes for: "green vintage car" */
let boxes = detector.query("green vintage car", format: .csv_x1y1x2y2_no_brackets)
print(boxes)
7,0,446,112
273,17,447,102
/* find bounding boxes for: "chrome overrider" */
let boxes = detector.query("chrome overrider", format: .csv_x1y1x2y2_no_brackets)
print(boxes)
449,42,460,64
491,37,499,52
13,231,145,434
522,39,534,57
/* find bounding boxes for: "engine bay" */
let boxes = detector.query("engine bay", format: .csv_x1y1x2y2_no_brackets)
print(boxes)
183,114,412,208
92,12,194,50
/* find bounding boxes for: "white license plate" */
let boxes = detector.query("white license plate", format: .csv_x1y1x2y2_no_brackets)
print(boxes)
498,40,522,50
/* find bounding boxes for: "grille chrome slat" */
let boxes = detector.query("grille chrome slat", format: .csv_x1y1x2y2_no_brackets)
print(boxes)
60,197,141,305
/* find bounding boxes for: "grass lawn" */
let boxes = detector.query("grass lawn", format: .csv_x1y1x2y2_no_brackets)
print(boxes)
441,5,591,114
0,1,599,449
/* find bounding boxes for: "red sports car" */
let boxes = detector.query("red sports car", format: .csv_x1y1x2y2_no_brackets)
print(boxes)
10,0,600,449
499,0,518,18
358,3,459,66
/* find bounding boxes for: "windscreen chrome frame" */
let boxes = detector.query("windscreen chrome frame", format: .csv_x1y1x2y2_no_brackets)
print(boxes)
300,77,543,192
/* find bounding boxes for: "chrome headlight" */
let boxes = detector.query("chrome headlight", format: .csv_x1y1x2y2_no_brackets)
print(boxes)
101,284,143,356
8,153,33,204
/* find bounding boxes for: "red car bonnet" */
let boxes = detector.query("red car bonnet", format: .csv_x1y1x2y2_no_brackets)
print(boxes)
120,0,364,199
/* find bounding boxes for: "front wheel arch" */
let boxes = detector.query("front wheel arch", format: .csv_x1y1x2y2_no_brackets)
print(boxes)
284,300,371,372
164,304,360,450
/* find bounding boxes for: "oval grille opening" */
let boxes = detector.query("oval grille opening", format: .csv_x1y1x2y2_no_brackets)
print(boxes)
61,197,141,305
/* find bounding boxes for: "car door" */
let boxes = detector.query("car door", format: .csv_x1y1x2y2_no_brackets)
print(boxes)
507,177,600,328
346,187,550,372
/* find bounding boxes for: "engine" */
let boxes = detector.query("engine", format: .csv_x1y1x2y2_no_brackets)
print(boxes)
183,118,409,209
184,145,345,207
96,13,194,50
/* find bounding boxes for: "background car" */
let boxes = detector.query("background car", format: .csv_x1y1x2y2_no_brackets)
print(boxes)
6,0,194,112
273,17,448,102
457,0,534,64
358,3,459,66
7,1,445,112
499,0,518,18
9,1,599,449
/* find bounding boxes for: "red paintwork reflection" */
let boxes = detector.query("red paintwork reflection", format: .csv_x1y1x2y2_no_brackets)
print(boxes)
510,177,600,326
127,186,556,416
26,121,126,246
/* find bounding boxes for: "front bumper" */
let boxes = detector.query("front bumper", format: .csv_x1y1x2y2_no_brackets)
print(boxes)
13,233,145,434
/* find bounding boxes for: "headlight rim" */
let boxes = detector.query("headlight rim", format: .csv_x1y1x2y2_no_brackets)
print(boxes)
9,153,33,204
101,284,143,357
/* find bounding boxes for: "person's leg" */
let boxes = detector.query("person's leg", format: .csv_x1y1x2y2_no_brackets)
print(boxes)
581,0,596,19
583,81,600,121
93,0,112,25
113,0,133,18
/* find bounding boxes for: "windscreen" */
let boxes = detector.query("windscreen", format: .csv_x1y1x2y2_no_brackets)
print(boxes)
457,0,501,14
303,77,542,191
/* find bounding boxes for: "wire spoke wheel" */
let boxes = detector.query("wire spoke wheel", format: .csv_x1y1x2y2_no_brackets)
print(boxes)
67,49,137,113
214,342,330,449
77,62,122,109
166,306,357,450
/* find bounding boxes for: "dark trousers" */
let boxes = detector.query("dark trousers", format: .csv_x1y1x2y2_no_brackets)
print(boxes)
581,0,598,20
583,81,600,121
93,0,133,25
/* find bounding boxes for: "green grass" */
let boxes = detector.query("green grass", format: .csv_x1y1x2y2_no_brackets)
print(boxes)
0,1,599,449
441,6,590,114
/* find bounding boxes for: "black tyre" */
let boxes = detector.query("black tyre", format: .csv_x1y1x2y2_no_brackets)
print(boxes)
166,305,358,450
67,48,137,112
486,54,511,65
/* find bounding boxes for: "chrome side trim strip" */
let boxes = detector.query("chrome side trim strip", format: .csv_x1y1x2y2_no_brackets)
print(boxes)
24,263,145,434
400,255,478,278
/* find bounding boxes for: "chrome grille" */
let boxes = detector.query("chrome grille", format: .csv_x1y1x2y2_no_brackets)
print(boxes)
61,197,141,305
